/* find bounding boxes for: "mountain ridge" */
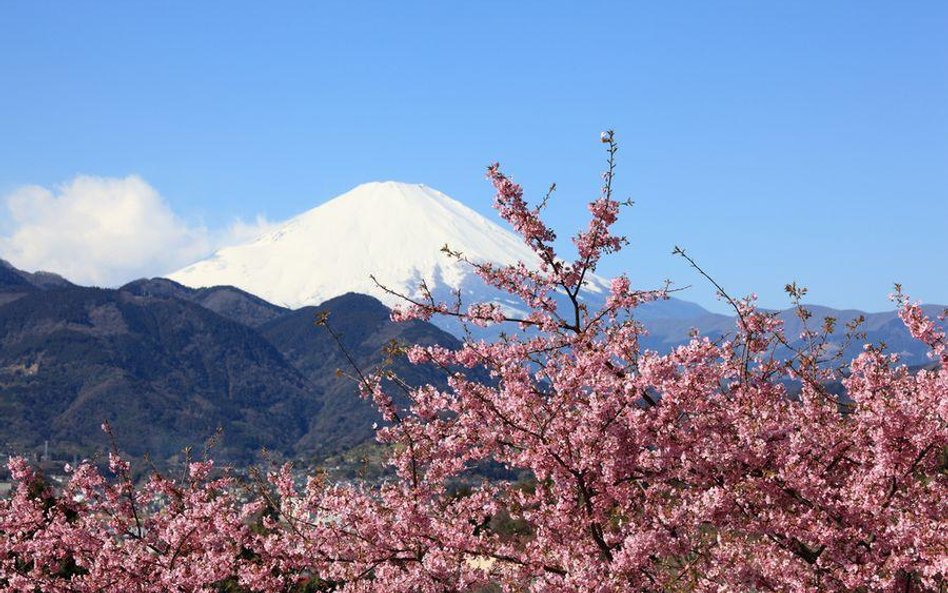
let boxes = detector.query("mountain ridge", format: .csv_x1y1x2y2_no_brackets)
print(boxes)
0,257,942,465
168,181,609,323
120,277,289,327
0,261,462,464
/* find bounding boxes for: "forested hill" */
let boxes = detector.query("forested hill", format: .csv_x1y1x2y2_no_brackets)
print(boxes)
0,268,458,465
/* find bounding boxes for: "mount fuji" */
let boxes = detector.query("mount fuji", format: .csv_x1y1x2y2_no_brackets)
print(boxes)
168,181,654,333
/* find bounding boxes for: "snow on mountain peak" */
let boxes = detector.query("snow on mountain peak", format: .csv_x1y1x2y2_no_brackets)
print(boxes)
168,181,548,311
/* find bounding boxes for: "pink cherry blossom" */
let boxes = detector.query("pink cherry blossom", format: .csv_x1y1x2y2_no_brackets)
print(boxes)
2,134,944,592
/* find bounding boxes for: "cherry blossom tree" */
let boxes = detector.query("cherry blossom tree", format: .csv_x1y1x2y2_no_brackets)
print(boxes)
1,132,945,592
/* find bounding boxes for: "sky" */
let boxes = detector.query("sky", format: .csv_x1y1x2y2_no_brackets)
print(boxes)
0,2,945,312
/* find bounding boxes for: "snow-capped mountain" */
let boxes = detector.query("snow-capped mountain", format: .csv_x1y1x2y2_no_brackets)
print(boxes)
169,181,609,325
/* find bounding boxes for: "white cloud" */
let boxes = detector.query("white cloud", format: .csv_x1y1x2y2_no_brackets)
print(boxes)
0,175,276,287
221,214,279,245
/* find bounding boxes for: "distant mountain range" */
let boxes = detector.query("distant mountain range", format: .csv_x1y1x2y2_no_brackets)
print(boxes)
0,181,942,464
164,180,943,363
639,303,946,365
0,262,458,464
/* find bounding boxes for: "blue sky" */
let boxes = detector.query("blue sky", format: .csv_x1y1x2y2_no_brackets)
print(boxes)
0,2,945,312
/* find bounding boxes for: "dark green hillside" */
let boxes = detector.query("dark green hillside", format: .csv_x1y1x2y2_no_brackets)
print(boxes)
0,286,315,462
260,293,462,459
